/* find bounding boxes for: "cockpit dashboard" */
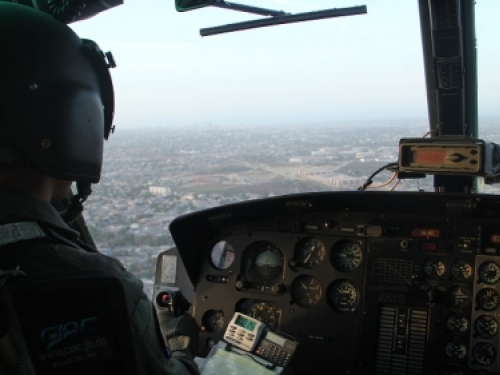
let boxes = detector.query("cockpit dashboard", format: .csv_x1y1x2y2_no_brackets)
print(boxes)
158,191,500,374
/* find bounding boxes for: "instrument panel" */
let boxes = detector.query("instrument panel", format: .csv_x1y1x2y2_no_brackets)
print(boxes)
166,191,500,374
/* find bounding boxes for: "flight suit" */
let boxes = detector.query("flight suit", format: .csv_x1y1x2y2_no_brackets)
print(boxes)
0,188,199,375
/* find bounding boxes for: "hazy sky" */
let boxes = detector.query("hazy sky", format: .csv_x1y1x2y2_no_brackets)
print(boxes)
71,1,500,128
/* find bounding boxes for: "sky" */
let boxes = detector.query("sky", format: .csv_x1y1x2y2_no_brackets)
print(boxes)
71,1,500,128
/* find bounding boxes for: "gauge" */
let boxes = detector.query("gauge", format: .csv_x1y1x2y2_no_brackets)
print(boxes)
331,241,363,272
449,286,471,309
475,315,499,338
445,341,467,360
476,288,500,311
247,302,278,330
202,310,224,333
446,314,469,335
327,279,359,312
450,260,473,281
478,261,500,284
423,257,445,278
241,241,284,287
294,238,326,268
291,275,322,307
210,241,235,270
473,343,497,366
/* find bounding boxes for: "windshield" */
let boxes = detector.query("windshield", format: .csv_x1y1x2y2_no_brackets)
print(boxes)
70,1,500,293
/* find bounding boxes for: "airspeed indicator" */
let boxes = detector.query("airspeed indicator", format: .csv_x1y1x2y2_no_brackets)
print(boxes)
295,238,326,269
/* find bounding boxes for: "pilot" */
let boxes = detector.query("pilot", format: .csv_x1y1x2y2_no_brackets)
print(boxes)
0,3,199,375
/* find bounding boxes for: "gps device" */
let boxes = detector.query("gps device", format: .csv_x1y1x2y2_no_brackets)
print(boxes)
223,313,265,352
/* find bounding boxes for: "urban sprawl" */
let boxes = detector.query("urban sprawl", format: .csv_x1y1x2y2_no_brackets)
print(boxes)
83,119,500,297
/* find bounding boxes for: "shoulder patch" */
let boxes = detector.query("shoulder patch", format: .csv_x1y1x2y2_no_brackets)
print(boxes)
0,222,45,247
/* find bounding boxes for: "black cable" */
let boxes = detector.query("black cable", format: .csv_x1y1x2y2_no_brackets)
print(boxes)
241,352,276,370
357,162,398,191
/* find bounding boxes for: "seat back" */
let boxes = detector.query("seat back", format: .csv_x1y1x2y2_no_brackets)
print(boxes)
3,271,138,375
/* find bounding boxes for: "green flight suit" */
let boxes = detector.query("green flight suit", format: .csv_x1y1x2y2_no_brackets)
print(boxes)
0,188,199,375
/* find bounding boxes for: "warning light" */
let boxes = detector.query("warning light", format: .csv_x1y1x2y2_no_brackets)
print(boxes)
420,242,438,251
156,292,171,308
412,228,440,238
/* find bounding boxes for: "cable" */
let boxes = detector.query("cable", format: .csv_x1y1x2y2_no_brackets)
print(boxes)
357,162,398,191
241,353,276,370
368,172,397,188
422,129,438,138
390,179,401,191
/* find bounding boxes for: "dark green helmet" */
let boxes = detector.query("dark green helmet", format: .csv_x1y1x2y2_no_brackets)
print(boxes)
0,2,115,183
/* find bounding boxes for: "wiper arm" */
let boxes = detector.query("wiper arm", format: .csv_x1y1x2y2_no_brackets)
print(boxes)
213,0,289,17
200,6,367,37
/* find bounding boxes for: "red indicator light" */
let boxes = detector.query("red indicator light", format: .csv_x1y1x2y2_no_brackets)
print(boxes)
420,242,437,251
414,150,447,164
492,235,500,244
412,228,440,238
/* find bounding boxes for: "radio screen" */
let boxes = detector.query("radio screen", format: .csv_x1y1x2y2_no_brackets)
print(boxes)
235,315,256,331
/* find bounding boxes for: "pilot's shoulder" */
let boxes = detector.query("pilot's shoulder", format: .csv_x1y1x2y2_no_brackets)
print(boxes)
49,243,146,301
50,243,125,270
34,243,143,291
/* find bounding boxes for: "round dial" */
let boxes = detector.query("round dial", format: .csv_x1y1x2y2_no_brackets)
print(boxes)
478,261,500,284
247,302,277,330
327,279,359,312
445,341,467,360
202,310,224,333
477,288,500,311
291,275,322,307
447,314,469,335
450,260,473,281
473,343,497,366
423,257,445,278
294,238,326,269
475,315,499,339
241,242,284,287
210,241,235,270
449,286,472,309
331,241,363,272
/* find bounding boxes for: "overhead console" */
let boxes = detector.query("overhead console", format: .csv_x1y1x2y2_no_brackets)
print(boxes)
166,191,500,374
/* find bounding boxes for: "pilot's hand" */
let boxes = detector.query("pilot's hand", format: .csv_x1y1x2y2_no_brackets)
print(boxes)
157,309,199,358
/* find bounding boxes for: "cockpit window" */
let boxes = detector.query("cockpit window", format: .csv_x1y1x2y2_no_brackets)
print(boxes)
70,1,500,286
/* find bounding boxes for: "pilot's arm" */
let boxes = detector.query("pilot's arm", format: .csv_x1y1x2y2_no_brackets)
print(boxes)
114,260,200,375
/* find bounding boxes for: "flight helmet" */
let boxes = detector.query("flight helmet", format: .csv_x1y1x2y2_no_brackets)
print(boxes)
0,3,116,184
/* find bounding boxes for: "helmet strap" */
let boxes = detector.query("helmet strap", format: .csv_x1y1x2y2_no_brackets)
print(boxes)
61,182,92,223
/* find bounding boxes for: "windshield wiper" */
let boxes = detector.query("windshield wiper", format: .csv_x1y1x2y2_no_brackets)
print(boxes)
201,6,367,37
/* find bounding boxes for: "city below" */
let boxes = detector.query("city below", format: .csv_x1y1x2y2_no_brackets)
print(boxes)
82,118,500,297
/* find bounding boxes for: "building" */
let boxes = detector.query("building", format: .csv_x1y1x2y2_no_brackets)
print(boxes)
329,177,365,188
149,186,171,196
